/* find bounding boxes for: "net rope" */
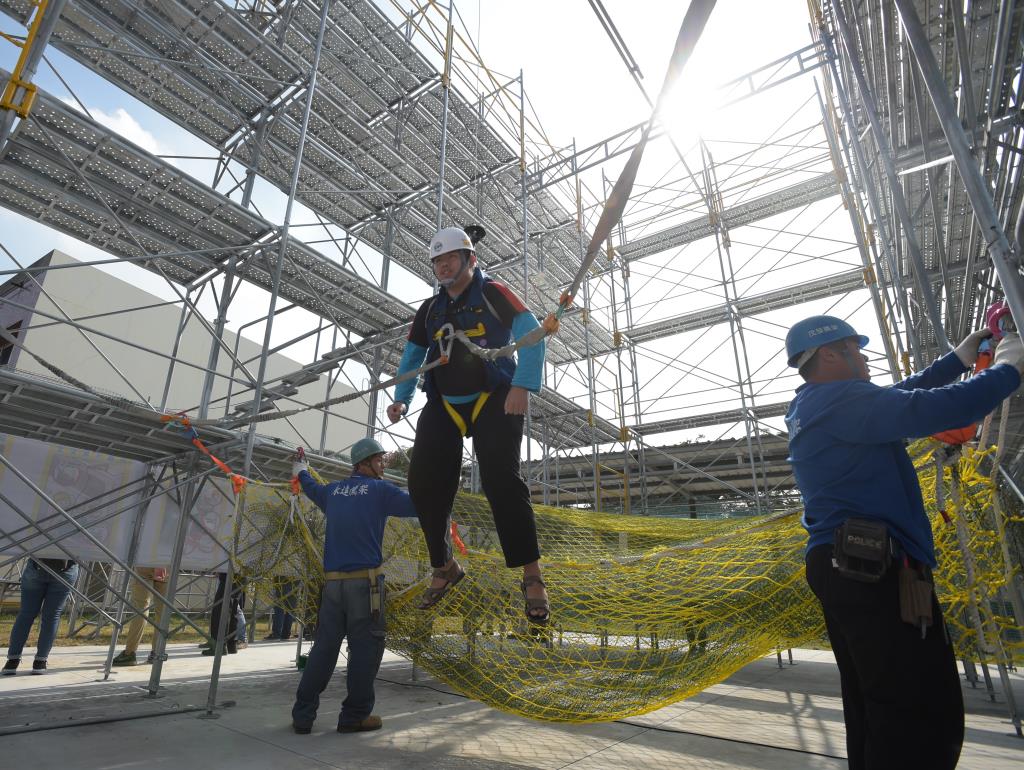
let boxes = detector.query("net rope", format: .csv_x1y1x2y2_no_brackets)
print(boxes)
231,439,1023,723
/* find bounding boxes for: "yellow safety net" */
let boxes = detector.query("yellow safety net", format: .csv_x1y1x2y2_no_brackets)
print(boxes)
231,440,1022,723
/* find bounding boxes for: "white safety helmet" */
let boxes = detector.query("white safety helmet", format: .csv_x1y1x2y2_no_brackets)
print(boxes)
429,227,474,261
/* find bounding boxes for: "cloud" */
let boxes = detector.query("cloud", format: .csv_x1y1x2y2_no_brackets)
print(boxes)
60,98,163,156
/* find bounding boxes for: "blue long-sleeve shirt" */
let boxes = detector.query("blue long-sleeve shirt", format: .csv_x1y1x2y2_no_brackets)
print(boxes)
298,470,417,572
785,353,1020,566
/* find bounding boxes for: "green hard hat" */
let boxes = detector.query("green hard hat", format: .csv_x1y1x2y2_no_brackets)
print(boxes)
350,437,386,466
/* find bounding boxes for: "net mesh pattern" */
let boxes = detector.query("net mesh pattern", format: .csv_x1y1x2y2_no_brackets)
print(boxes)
232,440,1022,722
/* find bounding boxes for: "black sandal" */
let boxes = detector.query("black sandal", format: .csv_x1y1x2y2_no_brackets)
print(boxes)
521,575,550,624
417,561,465,610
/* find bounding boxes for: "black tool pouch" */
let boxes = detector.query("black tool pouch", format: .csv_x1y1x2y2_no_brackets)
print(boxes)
833,518,891,582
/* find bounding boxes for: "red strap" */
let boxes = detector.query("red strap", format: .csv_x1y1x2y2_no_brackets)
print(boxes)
451,520,468,556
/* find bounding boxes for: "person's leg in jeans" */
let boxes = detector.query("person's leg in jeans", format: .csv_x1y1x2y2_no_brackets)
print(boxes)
34,562,77,661
339,578,385,727
292,581,346,729
236,600,247,644
6,560,47,661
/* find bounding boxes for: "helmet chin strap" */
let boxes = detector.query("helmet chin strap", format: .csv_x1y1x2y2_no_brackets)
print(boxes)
437,253,470,288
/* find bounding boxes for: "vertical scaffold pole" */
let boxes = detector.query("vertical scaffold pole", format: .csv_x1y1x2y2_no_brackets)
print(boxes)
240,0,332,479
701,142,763,513
572,143,598,510
202,0,333,715
519,69,532,473
436,1,454,229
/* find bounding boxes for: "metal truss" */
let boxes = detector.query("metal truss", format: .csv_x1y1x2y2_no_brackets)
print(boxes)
1,1,1021,717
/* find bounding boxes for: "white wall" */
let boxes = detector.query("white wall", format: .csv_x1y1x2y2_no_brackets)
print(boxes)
5,250,365,454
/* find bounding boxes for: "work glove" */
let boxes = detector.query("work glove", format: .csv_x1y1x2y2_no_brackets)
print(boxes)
292,447,308,478
954,328,993,368
993,333,1024,375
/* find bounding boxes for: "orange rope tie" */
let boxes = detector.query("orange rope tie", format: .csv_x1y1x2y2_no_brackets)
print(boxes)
161,414,248,495
451,520,468,556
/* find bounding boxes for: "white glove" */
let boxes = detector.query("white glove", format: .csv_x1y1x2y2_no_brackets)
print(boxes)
292,460,308,477
993,333,1024,375
954,328,992,367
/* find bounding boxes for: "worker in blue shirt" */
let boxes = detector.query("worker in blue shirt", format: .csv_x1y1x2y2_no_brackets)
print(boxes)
290,438,417,735
784,314,1024,770
386,226,549,624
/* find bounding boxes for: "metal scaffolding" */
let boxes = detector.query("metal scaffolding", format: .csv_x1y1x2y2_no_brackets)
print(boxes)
0,0,1022,714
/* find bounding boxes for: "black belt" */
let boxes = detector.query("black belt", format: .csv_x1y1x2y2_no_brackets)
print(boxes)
36,558,75,572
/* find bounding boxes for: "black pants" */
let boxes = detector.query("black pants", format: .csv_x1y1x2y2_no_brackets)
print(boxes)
210,572,241,646
409,385,541,569
805,545,964,770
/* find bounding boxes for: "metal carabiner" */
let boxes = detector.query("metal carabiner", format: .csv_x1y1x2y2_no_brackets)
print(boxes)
437,322,455,364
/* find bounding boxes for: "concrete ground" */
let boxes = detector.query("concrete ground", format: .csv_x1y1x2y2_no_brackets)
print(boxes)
0,642,1020,769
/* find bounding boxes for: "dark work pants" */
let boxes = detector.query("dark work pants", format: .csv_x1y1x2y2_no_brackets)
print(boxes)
408,385,541,569
805,545,964,770
292,577,385,728
210,572,241,646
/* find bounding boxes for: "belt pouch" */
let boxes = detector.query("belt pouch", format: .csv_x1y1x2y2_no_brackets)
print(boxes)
833,518,891,582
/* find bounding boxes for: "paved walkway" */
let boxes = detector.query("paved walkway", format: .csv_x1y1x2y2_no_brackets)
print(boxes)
0,644,1020,768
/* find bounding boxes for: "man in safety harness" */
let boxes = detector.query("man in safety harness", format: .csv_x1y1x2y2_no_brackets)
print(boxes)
784,314,1024,769
386,226,550,623
290,438,418,735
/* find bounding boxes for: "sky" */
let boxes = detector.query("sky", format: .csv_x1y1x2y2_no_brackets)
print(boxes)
0,0,885,459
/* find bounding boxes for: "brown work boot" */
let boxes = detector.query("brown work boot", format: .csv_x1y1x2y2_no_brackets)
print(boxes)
337,715,382,733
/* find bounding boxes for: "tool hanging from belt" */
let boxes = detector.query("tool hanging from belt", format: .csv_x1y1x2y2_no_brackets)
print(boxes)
370,574,384,621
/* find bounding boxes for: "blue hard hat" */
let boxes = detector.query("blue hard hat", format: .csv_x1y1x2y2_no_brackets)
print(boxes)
785,315,868,368
350,437,386,466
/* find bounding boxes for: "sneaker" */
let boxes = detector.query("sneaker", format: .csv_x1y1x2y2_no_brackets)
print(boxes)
293,724,312,735
145,651,157,664
31,659,46,674
236,641,248,650
2,659,19,675
263,634,281,641
337,715,382,733
112,650,137,667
